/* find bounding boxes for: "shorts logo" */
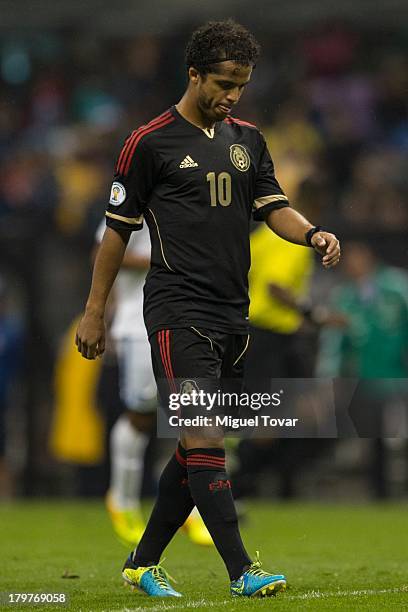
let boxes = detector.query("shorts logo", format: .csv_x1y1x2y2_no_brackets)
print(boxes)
109,182,126,206
230,144,250,172
179,379,200,395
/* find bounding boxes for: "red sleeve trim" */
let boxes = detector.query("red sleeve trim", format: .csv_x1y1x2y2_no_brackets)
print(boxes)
116,110,174,176
224,116,258,129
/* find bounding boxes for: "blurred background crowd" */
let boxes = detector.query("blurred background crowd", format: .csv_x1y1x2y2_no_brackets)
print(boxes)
0,1,407,501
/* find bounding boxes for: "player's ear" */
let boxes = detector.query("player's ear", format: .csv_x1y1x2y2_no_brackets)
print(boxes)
188,66,200,85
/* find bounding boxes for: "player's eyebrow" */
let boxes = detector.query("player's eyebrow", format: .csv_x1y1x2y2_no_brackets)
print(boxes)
215,78,251,88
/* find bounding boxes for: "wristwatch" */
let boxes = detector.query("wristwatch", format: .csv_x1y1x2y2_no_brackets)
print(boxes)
305,225,322,247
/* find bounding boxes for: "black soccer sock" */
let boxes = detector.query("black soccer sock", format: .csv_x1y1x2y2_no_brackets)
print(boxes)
133,443,194,566
187,448,251,580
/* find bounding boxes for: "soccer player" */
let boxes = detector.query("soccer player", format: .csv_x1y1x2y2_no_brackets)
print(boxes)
76,20,340,598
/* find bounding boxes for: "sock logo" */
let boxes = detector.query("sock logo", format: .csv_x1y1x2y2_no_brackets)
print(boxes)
180,477,189,487
209,479,232,492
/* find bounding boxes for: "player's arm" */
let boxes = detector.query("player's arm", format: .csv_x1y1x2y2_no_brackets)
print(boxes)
77,131,158,359
76,227,130,359
265,207,341,269
92,238,149,271
253,135,340,268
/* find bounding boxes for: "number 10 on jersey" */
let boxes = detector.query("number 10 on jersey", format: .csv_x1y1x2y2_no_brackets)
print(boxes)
207,172,232,207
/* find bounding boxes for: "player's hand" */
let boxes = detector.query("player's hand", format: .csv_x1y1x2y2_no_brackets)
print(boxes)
311,232,341,269
75,312,105,360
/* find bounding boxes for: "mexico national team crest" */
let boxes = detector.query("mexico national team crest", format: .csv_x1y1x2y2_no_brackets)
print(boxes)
230,144,251,172
109,182,126,206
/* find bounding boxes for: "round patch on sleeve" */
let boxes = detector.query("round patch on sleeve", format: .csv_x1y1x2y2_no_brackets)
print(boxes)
109,182,126,206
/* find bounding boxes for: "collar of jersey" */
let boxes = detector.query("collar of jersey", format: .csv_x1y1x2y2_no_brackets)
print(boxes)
171,105,220,139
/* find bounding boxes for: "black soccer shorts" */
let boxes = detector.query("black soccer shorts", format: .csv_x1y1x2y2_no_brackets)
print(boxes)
149,327,250,404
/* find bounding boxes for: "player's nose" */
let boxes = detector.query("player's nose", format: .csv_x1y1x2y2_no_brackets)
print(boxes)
226,87,241,104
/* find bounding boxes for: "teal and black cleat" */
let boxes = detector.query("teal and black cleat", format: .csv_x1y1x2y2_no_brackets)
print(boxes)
230,552,286,598
122,554,182,597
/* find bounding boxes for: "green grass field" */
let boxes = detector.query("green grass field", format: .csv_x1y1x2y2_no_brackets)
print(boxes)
0,501,407,611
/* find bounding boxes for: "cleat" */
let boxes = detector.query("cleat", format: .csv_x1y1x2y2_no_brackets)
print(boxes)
230,551,286,598
182,513,213,547
122,554,182,597
106,492,145,548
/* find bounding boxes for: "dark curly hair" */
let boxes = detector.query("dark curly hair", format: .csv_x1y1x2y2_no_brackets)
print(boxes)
185,20,261,75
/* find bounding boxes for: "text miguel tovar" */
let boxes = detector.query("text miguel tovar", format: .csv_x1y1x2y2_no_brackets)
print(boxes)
168,414,299,429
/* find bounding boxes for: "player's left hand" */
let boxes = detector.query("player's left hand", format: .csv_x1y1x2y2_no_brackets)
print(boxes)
311,232,341,268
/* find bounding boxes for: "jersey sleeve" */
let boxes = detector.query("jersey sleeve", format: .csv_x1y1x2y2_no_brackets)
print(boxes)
252,137,289,221
105,134,158,232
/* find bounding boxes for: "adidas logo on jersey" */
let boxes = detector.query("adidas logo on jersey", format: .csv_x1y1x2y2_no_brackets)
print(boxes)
179,155,198,168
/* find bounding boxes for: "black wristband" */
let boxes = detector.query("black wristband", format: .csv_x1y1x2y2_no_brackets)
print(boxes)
305,225,322,247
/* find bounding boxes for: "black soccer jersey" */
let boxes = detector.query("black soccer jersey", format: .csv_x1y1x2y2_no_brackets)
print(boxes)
105,106,289,336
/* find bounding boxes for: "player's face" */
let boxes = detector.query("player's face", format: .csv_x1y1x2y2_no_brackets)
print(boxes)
194,62,253,121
